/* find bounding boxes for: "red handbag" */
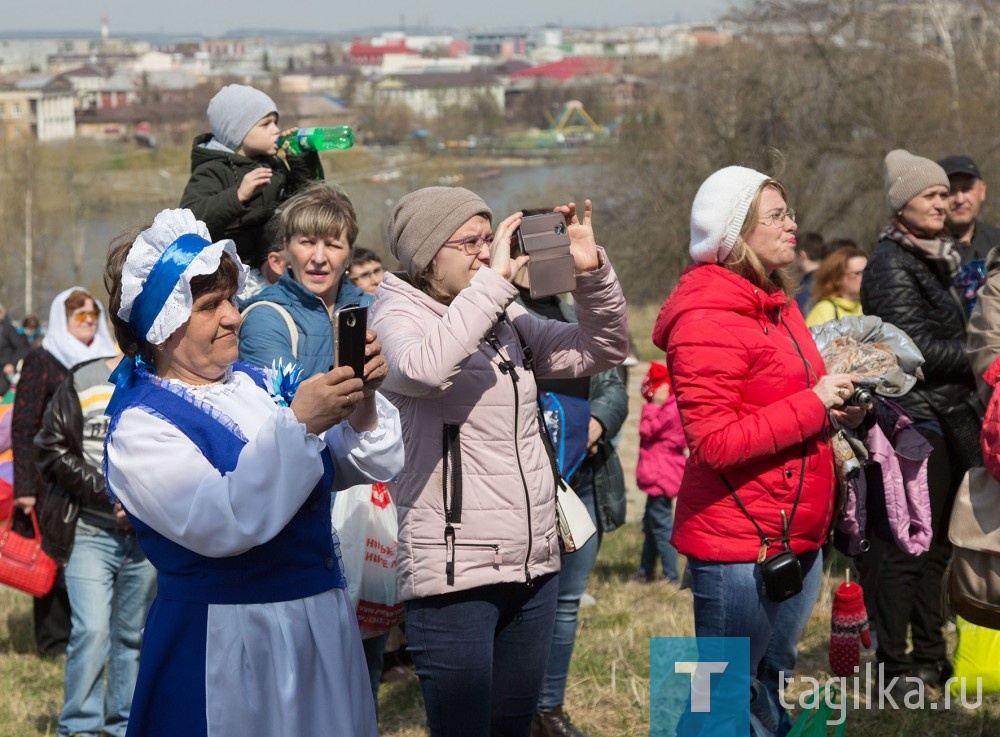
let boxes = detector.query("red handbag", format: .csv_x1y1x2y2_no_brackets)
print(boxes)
0,508,57,597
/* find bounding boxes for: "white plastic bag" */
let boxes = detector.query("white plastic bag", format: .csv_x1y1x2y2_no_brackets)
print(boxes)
332,482,404,638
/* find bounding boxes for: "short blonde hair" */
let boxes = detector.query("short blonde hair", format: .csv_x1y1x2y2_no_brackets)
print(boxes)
277,182,358,247
721,180,793,297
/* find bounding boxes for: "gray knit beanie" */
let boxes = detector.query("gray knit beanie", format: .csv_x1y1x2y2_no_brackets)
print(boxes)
207,84,278,152
387,187,493,278
883,149,949,213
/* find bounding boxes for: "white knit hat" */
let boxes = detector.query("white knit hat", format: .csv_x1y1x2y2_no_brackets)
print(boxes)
689,166,770,264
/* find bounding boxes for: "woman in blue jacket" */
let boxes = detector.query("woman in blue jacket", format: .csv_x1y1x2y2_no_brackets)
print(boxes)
239,182,371,377
237,182,389,708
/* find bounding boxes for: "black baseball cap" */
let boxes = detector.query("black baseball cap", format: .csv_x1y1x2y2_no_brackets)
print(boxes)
937,154,982,179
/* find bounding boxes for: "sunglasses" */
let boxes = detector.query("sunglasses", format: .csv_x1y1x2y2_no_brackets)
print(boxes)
71,310,100,323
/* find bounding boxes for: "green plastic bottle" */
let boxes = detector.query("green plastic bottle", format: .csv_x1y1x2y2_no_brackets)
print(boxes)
277,126,354,154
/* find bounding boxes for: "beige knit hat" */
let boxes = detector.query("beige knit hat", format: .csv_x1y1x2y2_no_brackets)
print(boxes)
883,149,949,213
387,187,493,278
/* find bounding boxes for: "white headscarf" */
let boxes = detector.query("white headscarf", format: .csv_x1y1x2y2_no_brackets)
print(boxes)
41,286,118,370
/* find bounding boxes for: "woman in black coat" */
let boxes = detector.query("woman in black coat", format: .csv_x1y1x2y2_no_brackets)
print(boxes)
860,150,982,695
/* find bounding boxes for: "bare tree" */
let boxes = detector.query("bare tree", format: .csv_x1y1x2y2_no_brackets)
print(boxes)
595,0,1000,305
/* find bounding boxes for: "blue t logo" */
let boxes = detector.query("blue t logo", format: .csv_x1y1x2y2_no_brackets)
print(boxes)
651,637,749,736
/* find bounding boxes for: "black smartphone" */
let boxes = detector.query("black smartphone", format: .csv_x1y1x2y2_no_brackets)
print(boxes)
332,305,368,378
512,212,576,298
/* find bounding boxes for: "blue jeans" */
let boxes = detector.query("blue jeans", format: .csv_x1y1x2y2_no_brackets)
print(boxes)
687,548,822,737
639,495,679,582
60,520,156,737
537,473,600,711
406,572,558,737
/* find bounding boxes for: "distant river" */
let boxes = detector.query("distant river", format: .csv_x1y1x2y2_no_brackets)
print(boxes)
9,158,602,320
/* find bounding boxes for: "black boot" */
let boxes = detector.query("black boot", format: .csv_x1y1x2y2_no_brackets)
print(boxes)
533,706,593,737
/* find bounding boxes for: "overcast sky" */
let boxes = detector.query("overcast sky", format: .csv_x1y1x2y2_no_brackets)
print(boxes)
0,0,736,36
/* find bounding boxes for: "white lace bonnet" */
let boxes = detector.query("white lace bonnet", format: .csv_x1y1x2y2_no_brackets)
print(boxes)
117,208,247,345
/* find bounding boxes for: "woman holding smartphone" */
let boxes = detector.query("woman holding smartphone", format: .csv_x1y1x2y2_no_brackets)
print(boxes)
238,182,372,378
370,186,629,737
237,182,395,711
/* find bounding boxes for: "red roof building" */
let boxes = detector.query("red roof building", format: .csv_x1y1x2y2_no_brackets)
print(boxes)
349,39,420,67
510,57,618,81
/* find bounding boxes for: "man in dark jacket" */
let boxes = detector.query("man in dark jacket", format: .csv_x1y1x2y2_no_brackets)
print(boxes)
938,154,1000,263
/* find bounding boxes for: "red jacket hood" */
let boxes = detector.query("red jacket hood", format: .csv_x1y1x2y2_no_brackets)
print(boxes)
653,265,791,351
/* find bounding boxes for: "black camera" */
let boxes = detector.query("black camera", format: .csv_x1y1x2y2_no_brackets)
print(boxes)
844,385,874,407
761,549,803,602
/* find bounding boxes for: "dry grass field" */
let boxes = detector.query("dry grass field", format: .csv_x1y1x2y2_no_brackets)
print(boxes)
3,307,1000,735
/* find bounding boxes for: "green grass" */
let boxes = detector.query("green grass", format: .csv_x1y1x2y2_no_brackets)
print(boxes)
628,304,665,362
7,523,1000,736
4,366,1000,735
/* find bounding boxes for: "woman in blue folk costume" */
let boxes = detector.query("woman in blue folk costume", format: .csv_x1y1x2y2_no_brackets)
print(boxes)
102,208,404,737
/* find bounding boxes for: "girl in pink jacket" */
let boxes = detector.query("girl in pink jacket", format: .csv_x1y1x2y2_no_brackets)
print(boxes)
634,360,686,583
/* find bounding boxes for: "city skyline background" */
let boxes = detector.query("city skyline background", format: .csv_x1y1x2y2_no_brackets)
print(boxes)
0,0,737,37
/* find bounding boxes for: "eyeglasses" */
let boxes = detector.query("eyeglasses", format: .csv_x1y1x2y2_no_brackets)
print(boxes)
759,208,796,227
71,310,99,323
441,234,494,255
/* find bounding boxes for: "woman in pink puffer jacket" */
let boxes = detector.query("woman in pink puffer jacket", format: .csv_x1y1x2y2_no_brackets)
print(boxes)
370,187,628,737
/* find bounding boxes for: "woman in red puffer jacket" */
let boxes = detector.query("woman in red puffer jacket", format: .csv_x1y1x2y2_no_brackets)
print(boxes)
653,166,864,736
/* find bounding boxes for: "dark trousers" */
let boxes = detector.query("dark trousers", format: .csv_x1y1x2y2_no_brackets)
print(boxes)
859,429,960,674
34,567,71,657
406,572,558,737
14,508,72,657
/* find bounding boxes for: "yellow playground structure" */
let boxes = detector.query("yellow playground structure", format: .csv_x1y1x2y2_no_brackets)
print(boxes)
506,100,613,149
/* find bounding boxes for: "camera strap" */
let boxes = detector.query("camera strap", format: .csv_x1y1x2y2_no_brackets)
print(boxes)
502,313,564,488
721,445,806,563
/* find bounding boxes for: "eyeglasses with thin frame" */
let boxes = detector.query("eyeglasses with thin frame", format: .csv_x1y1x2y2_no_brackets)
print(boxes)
441,234,495,255
759,208,796,227
71,310,100,323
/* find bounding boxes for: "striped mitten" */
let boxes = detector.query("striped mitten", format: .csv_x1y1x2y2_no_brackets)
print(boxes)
829,580,871,677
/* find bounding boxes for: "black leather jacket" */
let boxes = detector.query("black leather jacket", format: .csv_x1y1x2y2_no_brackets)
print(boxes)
861,236,978,425
33,363,114,564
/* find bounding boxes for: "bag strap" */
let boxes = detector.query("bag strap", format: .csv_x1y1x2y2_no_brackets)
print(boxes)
721,447,806,551
240,301,299,359
720,314,817,553
3,507,43,539
503,314,568,490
